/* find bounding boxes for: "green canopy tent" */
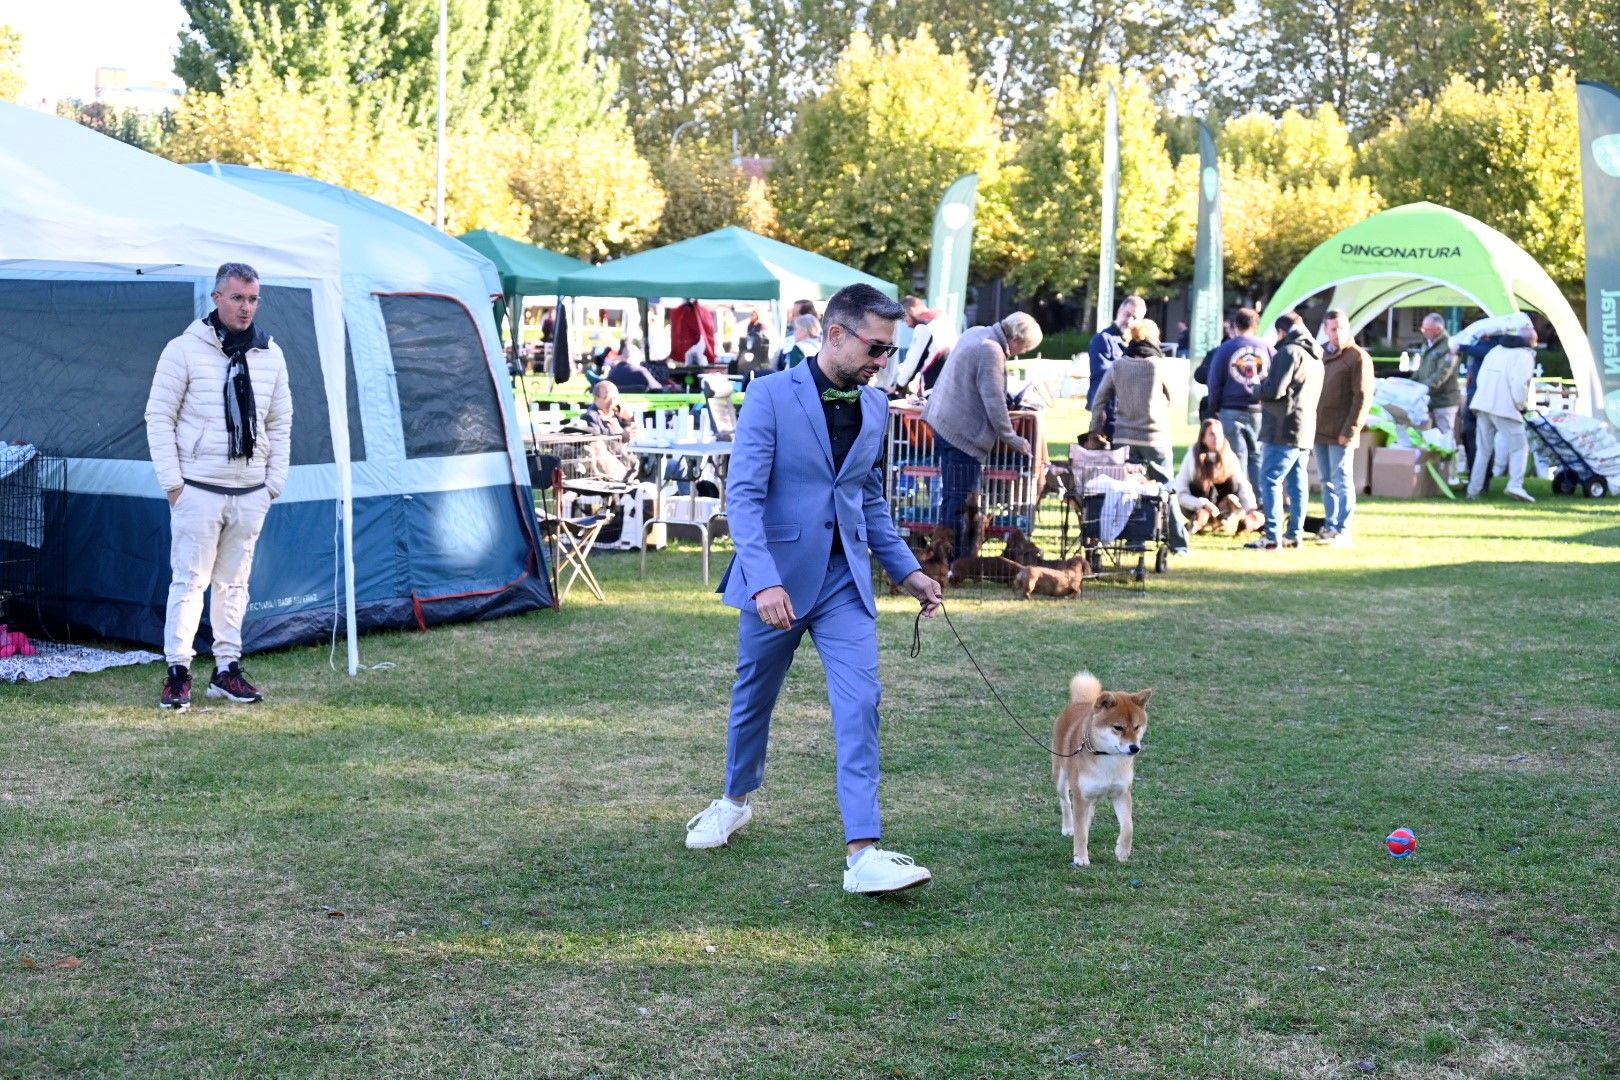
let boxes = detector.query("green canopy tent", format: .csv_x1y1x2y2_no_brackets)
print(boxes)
1265,202,1601,417
555,226,898,304
555,226,898,367
458,229,590,353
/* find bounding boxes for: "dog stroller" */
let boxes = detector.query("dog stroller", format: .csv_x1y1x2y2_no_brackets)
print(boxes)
1054,449,1171,588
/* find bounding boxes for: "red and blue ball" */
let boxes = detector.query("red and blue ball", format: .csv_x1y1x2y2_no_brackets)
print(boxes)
1385,828,1417,858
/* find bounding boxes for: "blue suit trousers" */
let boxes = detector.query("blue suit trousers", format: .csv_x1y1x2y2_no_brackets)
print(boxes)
724,554,883,844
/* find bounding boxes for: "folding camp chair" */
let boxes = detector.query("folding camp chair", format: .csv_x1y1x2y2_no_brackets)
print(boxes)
534,453,635,603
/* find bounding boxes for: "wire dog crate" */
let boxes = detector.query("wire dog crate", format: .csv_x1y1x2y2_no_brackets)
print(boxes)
0,446,68,635
884,405,1047,546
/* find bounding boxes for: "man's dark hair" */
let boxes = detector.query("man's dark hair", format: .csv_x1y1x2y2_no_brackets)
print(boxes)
1273,310,1304,334
1232,307,1259,333
822,284,905,340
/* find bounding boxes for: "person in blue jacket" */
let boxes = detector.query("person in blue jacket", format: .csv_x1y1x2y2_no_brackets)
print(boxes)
683,284,945,896
1086,296,1145,441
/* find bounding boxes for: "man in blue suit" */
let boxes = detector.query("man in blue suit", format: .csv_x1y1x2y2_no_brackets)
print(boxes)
685,284,945,895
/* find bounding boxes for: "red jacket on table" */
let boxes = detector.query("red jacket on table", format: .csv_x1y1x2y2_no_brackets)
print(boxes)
669,300,717,364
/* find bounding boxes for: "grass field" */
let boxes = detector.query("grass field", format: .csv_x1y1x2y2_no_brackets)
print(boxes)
3,478,1617,1078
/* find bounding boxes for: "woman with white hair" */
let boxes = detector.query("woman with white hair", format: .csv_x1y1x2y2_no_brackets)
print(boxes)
921,311,1043,556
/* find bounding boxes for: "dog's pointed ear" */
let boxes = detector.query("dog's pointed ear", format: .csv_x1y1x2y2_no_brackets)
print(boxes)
1096,692,1115,710
1134,689,1154,705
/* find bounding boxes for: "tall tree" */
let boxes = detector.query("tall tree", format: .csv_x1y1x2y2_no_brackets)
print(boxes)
1003,71,1190,304
1360,71,1583,293
0,24,23,103
175,0,614,139
770,29,1006,287
653,143,777,245
163,67,534,236
508,122,666,260
1215,106,1383,299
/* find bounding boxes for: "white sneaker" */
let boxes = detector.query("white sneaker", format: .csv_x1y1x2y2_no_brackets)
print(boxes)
685,798,751,849
1505,486,1535,503
842,848,933,895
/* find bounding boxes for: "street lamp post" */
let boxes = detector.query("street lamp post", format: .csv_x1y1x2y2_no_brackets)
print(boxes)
434,0,447,230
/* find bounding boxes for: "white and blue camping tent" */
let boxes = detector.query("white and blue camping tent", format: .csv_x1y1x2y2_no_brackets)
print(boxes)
189,165,549,637
0,105,547,671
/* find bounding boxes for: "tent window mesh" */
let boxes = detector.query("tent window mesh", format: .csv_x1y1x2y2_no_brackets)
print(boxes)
379,294,506,459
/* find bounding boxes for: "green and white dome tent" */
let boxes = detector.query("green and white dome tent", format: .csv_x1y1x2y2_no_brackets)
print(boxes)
1262,202,1602,420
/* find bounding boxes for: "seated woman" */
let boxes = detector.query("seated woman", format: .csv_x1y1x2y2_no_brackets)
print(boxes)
1173,419,1264,535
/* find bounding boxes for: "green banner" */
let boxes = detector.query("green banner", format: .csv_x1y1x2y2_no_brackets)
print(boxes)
926,173,979,335
1578,80,1620,426
1190,120,1224,365
1096,83,1119,334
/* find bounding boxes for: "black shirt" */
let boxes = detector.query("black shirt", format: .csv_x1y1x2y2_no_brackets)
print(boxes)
809,356,862,475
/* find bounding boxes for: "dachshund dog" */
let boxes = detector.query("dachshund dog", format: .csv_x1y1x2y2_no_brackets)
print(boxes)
1013,556,1087,599
949,555,1024,584
891,525,954,595
1000,528,1044,565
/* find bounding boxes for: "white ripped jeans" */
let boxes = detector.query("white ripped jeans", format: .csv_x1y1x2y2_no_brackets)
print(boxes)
164,485,273,666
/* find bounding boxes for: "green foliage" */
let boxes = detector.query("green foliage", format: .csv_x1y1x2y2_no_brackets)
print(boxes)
653,143,777,245
57,100,173,152
771,29,1005,287
593,0,812,156
1003,71,1191,301
175,0,614,140
509,122,666,260
0,24,22,103
1360,71,1584,294
1215,106,1384,298
163,67,533,236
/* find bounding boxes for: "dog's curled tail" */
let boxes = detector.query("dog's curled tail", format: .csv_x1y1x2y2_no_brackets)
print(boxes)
1069,671,1101,706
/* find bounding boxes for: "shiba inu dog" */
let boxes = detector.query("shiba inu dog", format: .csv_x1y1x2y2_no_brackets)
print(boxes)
1050,672,1152,866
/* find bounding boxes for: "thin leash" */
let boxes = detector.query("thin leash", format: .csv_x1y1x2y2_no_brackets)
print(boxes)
910,603,1099,759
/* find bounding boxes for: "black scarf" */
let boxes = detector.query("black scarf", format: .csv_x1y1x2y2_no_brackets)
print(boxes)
206,310,266,461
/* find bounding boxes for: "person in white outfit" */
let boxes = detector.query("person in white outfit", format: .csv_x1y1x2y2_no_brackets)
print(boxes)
145,263,292,710
1466,327,1537,503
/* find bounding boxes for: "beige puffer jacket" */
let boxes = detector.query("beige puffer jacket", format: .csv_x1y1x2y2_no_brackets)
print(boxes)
145,319,293,496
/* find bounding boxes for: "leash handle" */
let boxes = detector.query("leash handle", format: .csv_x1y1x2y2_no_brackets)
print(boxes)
910,604,1094,758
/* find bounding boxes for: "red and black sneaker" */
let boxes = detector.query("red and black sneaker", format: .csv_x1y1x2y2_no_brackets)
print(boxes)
207,661,263,703
160,664,192,711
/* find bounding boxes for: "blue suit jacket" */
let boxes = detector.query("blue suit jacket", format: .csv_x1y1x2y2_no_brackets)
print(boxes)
718,362,921,618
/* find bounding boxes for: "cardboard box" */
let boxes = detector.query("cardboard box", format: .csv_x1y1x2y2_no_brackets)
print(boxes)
1369,447,1443,498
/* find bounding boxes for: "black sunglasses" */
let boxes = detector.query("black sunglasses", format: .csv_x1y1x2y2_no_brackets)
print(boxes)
838,324,900,359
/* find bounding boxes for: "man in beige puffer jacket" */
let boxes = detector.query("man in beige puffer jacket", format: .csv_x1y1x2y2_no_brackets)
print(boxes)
145,262,292,710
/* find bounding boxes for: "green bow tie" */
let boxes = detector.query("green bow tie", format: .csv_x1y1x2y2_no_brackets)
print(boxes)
821,386,862,403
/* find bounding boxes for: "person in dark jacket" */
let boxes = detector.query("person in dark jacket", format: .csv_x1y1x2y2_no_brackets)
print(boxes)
1086,296,1145,440
1412,314,1461,442
1192,314,1236,420
1313,309,1373,545
1205,307,1272,497
1246,311,1324,551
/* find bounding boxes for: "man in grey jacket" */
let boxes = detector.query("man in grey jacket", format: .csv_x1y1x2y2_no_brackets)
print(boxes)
1246,311,1323,550
921,312,1042,555
1413,313,1462,441
145,263,292,711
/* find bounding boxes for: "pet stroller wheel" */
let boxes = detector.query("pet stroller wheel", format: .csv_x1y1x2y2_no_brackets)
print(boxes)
1585,475,1610,499
1154,547,1169,574
1552,470,1576,495
1090,550,1103,576
1133,557,1146,582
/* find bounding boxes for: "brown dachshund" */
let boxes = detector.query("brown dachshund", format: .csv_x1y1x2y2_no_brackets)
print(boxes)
1014,557,1087,599
1001,528,1044,564
949,555,1024,584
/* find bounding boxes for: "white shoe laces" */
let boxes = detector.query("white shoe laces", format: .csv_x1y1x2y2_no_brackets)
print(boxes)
687,799,740,832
